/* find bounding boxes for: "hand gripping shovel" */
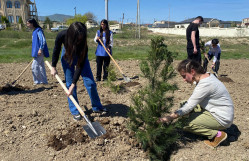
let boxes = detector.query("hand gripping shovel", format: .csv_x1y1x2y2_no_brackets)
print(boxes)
203,53,219,77
11,59,34,86
98,39,131,82
45,61,106,139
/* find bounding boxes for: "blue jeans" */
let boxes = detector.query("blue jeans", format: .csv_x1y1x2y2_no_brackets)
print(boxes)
61,47,103,115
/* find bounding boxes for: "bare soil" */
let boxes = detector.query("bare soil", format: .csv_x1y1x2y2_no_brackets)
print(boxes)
0,59,248,161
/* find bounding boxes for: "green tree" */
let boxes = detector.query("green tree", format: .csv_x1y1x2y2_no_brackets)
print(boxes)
66,14,87,25
18,17,23,24
128,36,182,160
231,21,237,27
84,12,96,21
44,17,52,29
1,16,10,27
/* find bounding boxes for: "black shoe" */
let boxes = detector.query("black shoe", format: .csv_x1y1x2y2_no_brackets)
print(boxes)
96,78,101,82
92,108,108,113
73,114,82,121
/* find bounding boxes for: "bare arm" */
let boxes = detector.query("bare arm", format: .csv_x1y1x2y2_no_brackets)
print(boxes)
191,31,197,54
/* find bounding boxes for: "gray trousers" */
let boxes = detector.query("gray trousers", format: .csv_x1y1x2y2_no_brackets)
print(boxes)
31,53,48,84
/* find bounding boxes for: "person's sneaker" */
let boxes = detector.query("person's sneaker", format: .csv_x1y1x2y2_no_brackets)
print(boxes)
92,108,108,113
73,114,82,121
204,131,227,148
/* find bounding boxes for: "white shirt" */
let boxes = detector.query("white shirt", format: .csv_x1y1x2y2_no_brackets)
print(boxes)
205,41,221,63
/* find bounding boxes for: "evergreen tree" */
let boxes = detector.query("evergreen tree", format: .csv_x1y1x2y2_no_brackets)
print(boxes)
44,17,52,29
128,36,181,160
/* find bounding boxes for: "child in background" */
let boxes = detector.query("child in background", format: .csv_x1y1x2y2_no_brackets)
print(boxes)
27,18,49,85
203,39,221,74
94,19,113,81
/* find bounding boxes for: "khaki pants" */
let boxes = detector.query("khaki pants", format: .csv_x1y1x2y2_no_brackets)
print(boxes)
183,106,226,140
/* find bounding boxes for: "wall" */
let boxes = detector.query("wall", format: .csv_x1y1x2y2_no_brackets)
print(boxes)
148,27,249,37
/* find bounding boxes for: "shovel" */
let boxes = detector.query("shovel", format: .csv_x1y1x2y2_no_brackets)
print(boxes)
98,39,131,82
11,59,34,86
203,53,219,77
45,61,106,139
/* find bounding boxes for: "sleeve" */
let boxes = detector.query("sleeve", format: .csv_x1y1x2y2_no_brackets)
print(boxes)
109,32,113,47
94,32,98,43
213,45,221,63
37,30,46,50
175,82,211,116
191,24,198,32
72,57,86,84
52,31,65,67
205,41,211,47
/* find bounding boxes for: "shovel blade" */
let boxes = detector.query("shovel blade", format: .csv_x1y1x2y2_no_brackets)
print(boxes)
122,74,131,82
83,121,106,139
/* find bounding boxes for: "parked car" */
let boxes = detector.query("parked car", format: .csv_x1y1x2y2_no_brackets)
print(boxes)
112,28,123,34
0,24,6,31
51,25,68,32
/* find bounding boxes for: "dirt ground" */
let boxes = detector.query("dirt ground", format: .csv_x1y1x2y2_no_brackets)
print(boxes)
0,59,249,161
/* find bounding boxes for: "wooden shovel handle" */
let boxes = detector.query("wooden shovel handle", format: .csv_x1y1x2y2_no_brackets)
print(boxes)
12,59,34,85
45,61,86,117
98,39,125,75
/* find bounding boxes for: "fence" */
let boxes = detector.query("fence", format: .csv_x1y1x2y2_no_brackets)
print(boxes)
148,27,249,37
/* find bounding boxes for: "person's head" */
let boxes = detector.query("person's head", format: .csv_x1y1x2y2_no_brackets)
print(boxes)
177,59,205,84
211,39,219,48
27,18,41,29
64,22,88,67
100,19,109,31
99,19,110,46
193,16,204,25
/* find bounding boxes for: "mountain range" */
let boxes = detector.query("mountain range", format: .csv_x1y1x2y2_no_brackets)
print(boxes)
38,14,73,22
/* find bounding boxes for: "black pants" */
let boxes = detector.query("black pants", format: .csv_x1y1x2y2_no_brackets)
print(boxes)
187,48,202,64
96,56,110,81
203,53,221,73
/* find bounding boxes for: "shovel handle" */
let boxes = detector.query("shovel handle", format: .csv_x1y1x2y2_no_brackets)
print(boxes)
11,59,34,85
98,39,125,75
203,53,218,76
45,61,86,117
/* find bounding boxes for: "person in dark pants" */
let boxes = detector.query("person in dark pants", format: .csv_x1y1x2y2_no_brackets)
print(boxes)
94,19,113,81
186,16,204,64
203,39,221,74
51,22,107,121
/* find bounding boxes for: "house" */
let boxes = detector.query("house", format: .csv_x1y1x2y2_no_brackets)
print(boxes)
174,17,241,28
242,18,249,28
85,20,98,29
0,0,37,24
175,18,219,28
152,20,176,28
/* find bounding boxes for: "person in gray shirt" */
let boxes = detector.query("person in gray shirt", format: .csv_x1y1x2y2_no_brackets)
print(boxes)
159,59,234,148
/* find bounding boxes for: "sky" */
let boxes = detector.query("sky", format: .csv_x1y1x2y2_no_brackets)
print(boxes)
35,0,249,24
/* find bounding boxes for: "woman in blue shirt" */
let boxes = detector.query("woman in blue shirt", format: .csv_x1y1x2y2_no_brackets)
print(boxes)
27,18,49,85
94,19,113,81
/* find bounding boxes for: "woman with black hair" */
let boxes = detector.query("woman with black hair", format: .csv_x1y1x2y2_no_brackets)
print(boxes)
159,59,234,148
27,18,49,85
51,22,106,121
94,19,113,81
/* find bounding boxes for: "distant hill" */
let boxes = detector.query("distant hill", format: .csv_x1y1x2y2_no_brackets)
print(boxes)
38,14,73,22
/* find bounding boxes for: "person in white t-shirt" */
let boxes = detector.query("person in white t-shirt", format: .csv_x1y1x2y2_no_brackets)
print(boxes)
203,39,221,74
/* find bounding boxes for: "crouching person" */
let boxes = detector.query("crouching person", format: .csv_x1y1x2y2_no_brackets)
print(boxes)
159,59,234,148
203,39,221,74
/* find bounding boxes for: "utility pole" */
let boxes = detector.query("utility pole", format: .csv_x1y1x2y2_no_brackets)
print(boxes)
138,0,140,39
105,0,108,21
121,13,124,28
168,6,170,28
136,0,140,39
74,7,76,16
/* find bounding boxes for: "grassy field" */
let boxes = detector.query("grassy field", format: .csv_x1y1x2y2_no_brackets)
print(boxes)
0,28,249,63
